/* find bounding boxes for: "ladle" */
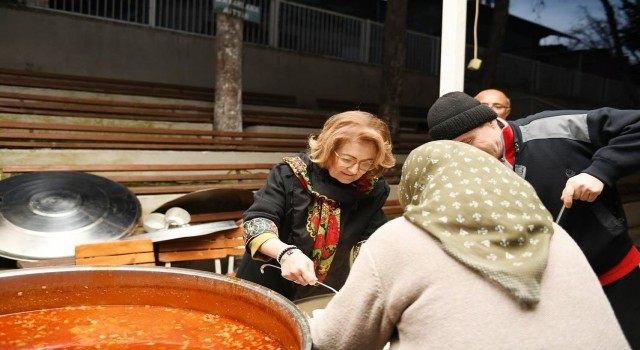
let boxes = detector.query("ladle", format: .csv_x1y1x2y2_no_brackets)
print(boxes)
260,264,339,294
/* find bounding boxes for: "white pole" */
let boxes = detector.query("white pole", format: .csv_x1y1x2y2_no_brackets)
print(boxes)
439,0,468,96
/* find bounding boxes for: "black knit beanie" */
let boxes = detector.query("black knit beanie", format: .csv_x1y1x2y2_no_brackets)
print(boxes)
427,91,497,140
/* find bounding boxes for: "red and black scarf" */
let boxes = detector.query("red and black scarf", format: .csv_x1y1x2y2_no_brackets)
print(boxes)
284,156,375,281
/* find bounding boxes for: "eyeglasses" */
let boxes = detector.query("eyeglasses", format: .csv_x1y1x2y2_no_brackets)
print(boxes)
481,103,510,111
334,151,375,172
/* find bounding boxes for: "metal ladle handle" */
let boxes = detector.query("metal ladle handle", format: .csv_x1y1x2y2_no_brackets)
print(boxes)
260,263,339,294
555,205,566,224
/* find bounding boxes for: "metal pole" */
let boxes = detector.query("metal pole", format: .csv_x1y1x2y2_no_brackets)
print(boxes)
439,0,467,95
268,0,280,48
149,0,156,27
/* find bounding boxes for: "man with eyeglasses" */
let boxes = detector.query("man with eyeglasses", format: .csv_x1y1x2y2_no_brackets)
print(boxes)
426,91,640,348
475,88,511,119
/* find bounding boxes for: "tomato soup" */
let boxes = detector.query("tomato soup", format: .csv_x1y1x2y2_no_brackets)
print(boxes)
0,304,282,349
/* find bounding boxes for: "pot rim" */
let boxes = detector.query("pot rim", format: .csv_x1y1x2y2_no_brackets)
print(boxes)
0,265,312,349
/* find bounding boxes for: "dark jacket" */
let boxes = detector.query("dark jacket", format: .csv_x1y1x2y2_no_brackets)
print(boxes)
509,108,640,275
236,154,390,300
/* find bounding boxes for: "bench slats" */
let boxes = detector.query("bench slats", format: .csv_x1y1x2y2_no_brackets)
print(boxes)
0,120,312,152
0,67,298,106
131,182,267,195
2,163,274,172
75,239,156,266
0,140,304,152
0,131,307,147
157,227,244,263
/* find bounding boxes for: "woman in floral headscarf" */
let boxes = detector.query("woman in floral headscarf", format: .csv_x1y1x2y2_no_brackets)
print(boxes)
236,111,396,301
310,140,629,350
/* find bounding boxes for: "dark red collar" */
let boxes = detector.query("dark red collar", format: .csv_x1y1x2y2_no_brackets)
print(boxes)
500,120,515,167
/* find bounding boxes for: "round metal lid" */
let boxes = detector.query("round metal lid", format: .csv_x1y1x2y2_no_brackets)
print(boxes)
0,171,141,261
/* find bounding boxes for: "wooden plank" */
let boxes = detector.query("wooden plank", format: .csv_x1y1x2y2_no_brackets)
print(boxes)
156,227,244,263
0,130,307,148
158,247,245,262
0,91,213,113
243,107,327,120
75,253,156,266
0,106,207,122
0,68,298,107
243,115,326,128
0,99,210,121
158,227,244,243
158,250,228,261
74,239,155,266
2,163,275,173
0,67,215,100
226,247,246,255
105,172,269,183
0,140,302,152
0,121,310,139
129,182,266,194
158,238,243,252
75,239,154,258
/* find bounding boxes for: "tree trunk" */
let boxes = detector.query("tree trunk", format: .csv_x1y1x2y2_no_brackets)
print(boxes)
481,0,509,88
599,0,640,105
379,0,407,137
214,13,244,132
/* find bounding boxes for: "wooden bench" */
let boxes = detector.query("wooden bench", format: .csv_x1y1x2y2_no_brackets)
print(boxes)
0,119,424,153
0,67,298,107
1,163,275,195
0,90,212,123
1,161,403,196
157,226,245,274
75,239,156,266
0,120,310,152
316,98,428,132
0,90,304,123
243,106,329,128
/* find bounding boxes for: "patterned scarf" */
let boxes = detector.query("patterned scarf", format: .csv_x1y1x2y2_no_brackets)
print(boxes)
284,156,375,282
399,141,554,305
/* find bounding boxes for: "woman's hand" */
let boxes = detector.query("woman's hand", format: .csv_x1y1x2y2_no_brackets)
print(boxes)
280,250,318,286
258,238,319,285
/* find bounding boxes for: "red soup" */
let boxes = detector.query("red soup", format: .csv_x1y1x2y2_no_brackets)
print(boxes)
0,304,282,349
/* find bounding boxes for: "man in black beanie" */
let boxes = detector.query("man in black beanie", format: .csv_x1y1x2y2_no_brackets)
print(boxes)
426,91,640,348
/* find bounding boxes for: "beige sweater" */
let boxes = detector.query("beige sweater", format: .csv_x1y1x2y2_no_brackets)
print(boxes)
310,218,629,350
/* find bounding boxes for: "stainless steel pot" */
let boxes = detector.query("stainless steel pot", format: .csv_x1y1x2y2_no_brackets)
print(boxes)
0,265,311,349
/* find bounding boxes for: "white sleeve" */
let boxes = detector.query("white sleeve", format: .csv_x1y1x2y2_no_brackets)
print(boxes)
309,244,394,350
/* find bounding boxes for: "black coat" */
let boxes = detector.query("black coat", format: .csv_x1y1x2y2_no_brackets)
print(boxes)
509,108,640,275
236,154,390,300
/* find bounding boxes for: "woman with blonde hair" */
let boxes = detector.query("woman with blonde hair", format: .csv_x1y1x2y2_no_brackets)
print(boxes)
236,110,396,301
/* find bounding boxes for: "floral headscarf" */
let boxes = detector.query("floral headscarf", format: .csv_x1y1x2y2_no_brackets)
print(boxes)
399,140,554,305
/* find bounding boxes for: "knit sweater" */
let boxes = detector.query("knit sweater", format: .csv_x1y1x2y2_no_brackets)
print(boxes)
310,217,630,350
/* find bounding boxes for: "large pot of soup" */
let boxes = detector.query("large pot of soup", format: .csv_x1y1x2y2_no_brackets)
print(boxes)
0,265,311,349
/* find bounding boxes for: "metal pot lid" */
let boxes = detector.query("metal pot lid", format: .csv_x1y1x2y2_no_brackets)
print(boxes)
123,220,237,243
0,171,141,261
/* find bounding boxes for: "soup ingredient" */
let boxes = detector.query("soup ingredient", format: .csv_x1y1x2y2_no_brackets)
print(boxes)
0,304,282,350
